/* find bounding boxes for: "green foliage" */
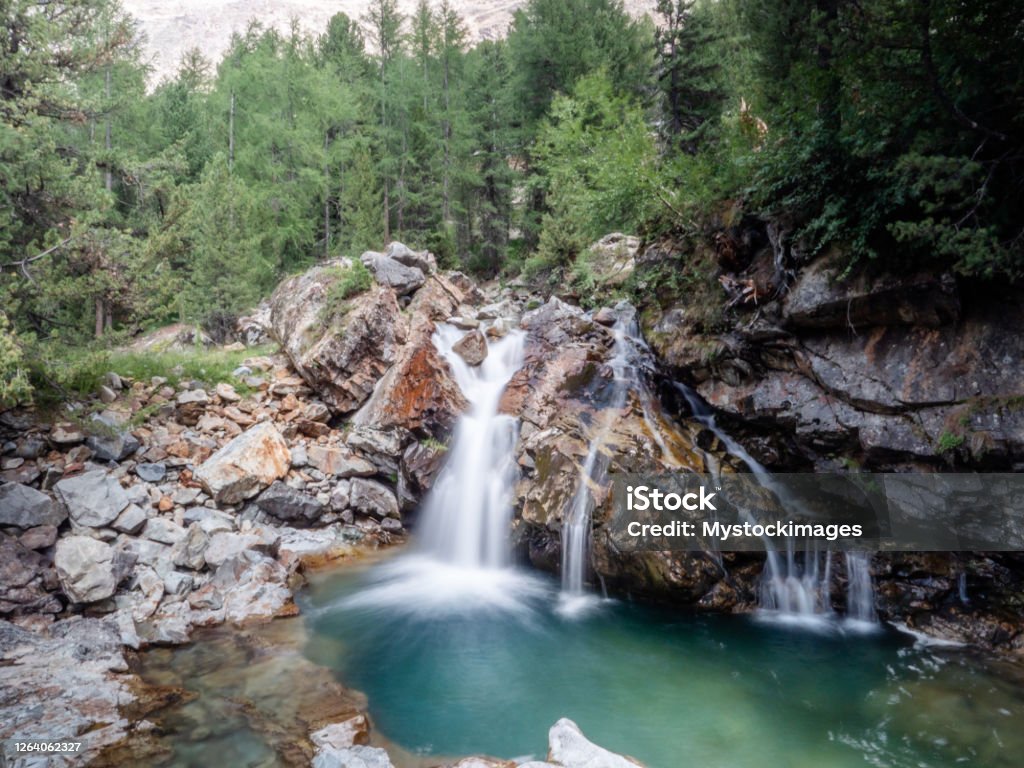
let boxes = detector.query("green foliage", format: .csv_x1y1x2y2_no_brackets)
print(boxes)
0,314,32,407
937,431,966,453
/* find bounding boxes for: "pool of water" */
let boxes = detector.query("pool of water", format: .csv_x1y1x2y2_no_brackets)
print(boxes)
300,558,1024,768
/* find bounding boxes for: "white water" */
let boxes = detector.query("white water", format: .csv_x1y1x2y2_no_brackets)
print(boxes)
338,323,550,618
675,382,878,627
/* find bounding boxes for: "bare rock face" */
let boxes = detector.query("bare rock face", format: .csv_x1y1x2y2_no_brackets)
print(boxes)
352,275,470,439
271,262,406,413
194,422,291,505
502,299,716,601
453,329,488,366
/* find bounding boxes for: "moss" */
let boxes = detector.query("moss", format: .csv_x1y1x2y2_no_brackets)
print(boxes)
318,261,373,326
937,431,965,452
420,437,448,453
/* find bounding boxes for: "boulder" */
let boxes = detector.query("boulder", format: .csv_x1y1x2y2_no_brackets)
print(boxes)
385,241,437,274
55,536,121,603
307,446,376,478
85,414,140,463
350,275,470,439
194,422,291,505
55,470,129,528
346,427,410,469
349,478,400,520
453,330,488,366
547,718,645,768
271,265,406,413
360,251,426,296
0,483,65,529
255,481,325,524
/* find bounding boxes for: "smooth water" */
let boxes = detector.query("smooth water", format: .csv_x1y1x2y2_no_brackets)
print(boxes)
301,564,1024,768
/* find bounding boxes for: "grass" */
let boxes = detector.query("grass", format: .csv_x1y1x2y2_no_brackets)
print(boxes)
319,261,373,325
29,342,278,405
937,431,965,453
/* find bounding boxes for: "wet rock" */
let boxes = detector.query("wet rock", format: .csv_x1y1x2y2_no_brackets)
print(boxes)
360,251,426,296
272,265,405,413
350,275,471,439
194,421,291,505
593,307,617,327
0,483,65,528
55,536,122,603
349,478,400,520
400,441,448,496
453,329,488,366
55,469,130,528
255,481,324,524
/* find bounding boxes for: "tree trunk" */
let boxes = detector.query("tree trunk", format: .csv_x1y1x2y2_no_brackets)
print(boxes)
104,67,112,192
94,298,105,339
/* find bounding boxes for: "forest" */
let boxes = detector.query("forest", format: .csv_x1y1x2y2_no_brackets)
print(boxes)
2,0,1022,405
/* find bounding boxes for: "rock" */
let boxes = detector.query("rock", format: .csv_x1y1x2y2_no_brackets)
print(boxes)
55,470,130,528
453,329,488,366
255,481,324,524
194,421,291,505
112,503,149,535
15,437,46,459
314,745,395,768
50,423,85,445
449,315,480,330
0,483,65,528
547,718,645,768
86,423,141,463
349,478,400,520
307,446,376,478
271,267,405,413
380,517,402,533
55,536,121,603
98,384,118,403
346,427,410,471
135,462,167,482
215,382,241,402
19,525,58,550
583,232,640,287
213,551,292,622
204,528,280,568
399,441,447,496
593,307,617,326
385,241,437,274
360,251,426,296
783,258,959,330
143,517,186,545
329,481,350,512
0,537,60,614
311,715,370,751
164,569,193,597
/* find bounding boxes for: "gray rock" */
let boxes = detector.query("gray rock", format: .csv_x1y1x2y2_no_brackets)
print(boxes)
385,241,437,274
135,462,167,483
346,427,408,462
255,481,324,524
163,570,193,597
291,444,309,468
55,536,120,603
112,503,149,535
313,745,395,768
86,431,140,463
15,437,46,459
547,718,644,768
0,483,65,528
171,486,201,506
349,478,400,520
175,389,209,406
171,524,209,570
380,517,403,533
55,470,129,528
143,517,187,545
360,252,425,296
329,480,351,512
308,446,376,478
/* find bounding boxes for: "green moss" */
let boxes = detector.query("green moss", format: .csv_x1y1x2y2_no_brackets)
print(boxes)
419,437,448,453
937,431,965,452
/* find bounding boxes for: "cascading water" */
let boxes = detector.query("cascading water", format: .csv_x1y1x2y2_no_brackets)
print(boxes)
339,323,547,617
676,382,877,627
417,325,525,568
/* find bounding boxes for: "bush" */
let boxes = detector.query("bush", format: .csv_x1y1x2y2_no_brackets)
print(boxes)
0,313,32,408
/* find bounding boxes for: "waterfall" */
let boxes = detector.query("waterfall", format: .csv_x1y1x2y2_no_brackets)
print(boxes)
676,383,877,626
339,323,546,617
417,325,526,568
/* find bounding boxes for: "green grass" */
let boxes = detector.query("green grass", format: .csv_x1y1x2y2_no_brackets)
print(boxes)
29,342,278,404
319,261,373,325
937,431,965,453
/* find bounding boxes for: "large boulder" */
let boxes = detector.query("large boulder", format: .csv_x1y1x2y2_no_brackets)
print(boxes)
0,483,65,529
55,470,129,528
385,241,437,274
360,251,426,296
271,262,406,413
194,421,291,505
546,718,645,768
351,275,470,439
54,536,123,603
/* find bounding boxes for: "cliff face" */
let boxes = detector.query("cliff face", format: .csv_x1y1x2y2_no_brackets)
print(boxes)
637,223,1024,473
